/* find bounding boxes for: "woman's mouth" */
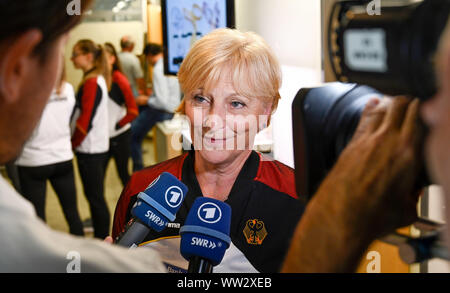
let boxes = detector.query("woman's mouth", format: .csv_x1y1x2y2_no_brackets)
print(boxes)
205,137,226,143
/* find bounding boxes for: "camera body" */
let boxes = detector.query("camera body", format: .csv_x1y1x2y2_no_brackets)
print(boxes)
329,0,450,99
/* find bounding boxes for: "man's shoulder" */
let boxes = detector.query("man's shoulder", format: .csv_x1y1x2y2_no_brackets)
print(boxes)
119,51,139,61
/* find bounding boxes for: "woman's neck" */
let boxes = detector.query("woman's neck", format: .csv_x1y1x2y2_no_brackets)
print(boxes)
194,150,252,201
83,65,95,76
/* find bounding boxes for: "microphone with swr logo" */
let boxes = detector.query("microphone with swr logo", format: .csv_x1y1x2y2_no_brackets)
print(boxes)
180,197,231,273
115,172,188,247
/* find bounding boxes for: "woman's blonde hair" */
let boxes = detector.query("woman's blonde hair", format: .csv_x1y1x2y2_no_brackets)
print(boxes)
177,28,282,116
75,39,112,89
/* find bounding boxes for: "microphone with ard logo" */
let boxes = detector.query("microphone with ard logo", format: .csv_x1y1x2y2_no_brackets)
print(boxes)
115,172,188,248
180,197,232,273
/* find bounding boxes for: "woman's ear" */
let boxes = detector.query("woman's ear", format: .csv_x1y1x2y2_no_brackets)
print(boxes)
0,29,43,104
264,102,273,116
260,101,273,129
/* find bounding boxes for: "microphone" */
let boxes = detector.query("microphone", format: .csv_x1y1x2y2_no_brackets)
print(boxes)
115,172,188,247
179,197,232,273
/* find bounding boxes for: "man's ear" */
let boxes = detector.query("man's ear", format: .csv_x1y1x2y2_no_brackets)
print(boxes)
0,29,43,104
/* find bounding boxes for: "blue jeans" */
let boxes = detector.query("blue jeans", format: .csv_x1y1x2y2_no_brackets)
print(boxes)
131,106,174,171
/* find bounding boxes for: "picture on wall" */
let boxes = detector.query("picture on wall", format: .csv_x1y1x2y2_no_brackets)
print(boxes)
162,0,235,75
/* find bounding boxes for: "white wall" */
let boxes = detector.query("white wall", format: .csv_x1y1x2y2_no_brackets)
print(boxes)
64,21,146,87
235,0,323,167
236,0,322,71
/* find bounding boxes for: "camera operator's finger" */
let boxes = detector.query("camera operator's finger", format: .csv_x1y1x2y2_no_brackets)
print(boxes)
400,98,420,143
379,96,411,133
353,97,383,139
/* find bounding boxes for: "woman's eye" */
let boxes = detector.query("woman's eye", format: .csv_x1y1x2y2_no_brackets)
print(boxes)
231,101,245,109
193,95,208,104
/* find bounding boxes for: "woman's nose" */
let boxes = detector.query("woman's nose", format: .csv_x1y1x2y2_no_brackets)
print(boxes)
204,104,226,129
203,113,224,130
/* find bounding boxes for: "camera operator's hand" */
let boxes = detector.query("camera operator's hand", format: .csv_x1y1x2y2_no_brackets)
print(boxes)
335,96,423,235
282,97,424,273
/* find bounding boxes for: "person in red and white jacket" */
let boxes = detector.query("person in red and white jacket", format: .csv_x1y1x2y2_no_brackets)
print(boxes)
104,43,139,187
70,39,111,239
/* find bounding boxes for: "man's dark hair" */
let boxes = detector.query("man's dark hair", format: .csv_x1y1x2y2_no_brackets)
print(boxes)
143,43,163,57
0,0,93,59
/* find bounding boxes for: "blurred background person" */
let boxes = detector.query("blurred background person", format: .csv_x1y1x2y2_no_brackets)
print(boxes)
103,42,139,187
70,39,111,239
118,35,146,98
15,59,84,236
130,43,181,171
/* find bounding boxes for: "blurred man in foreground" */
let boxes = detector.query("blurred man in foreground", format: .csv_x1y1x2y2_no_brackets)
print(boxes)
0,0,165,273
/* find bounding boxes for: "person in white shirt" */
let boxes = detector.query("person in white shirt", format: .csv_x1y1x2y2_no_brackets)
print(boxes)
15,62,84,236
0,0,165,273
131,43,181,171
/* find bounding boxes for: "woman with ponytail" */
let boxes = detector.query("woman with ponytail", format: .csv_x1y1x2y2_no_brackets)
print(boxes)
70,39,111,239
103,42,138,187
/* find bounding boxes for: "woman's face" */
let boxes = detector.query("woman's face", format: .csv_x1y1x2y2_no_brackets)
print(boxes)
71,45,92,71
185,73,272,165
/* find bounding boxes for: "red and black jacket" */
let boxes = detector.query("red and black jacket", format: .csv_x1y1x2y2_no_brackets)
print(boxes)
71,76,103,149
109,70,138,130
112,150,305,272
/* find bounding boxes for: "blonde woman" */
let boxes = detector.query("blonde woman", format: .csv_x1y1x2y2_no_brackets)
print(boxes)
113,29,305,273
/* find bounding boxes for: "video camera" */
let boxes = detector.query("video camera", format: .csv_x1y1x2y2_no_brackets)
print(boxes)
292,0,450,264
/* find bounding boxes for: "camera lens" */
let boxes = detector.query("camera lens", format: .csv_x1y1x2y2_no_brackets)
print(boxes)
293,83,382,201
293,82,429,202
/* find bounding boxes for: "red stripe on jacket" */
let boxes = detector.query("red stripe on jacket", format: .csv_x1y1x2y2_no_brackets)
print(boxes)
71,77,98,149
112,71,139,128
254,153,298,200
